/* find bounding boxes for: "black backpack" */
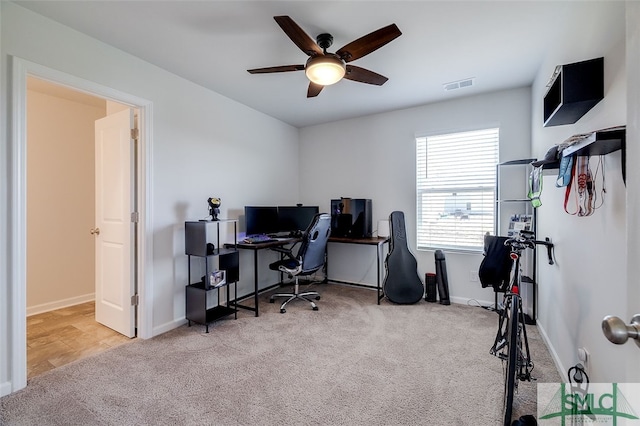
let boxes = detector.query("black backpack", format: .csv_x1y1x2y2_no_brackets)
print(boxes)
478,235,512,292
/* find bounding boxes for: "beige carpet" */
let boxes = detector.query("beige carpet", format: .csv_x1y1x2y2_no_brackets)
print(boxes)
1,283,561,425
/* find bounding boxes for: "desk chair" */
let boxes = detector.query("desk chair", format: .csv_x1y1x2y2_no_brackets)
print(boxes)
268,213,331,313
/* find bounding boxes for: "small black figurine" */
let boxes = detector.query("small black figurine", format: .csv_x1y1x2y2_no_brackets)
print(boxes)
207,197,221,221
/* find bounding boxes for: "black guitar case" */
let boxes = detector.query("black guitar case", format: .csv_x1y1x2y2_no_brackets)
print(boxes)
383,211,424,304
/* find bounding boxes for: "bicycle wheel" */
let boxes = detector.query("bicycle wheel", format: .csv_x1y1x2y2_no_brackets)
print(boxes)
502,296,519,426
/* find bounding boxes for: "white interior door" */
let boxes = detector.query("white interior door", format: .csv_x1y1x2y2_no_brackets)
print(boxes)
94,108,136,337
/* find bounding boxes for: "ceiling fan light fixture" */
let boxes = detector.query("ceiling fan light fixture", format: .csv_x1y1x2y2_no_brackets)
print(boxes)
305,55,346,86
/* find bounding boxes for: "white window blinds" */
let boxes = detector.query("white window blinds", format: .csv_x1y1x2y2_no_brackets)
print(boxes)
416,128,499,252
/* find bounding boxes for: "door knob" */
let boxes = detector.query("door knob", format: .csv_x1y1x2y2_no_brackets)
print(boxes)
602,314,640,348
90,227,101,235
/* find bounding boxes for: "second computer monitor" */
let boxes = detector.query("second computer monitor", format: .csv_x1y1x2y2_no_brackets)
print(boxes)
278,206,319,234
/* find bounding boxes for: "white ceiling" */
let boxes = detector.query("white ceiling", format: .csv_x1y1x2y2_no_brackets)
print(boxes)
14,1,626,128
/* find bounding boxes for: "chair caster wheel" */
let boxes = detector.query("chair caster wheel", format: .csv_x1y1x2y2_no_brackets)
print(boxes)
313,306,318,311
315,296,321,300
269,298,275,303
280,308,286,313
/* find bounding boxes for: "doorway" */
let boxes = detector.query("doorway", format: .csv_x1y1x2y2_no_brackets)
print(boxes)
27,302,131,378
9,57,153,393
25,77,135,378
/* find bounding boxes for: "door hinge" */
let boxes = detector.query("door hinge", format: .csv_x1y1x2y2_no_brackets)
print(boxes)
130,128,139,140
131,211,139,223
131,294,139,306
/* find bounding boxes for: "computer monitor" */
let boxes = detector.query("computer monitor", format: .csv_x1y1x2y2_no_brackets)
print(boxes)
244,206,279,236
278,206,319,234
330,199,372,238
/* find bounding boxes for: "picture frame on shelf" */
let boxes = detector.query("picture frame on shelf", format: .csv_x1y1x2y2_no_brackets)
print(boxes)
508,214,533,237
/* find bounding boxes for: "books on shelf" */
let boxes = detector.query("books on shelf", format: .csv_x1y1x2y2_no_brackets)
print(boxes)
508,214,532,237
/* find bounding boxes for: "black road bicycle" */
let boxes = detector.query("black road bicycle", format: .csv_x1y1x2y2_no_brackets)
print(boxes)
489,230,553,426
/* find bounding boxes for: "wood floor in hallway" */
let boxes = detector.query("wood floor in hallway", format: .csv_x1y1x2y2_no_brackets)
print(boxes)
27,302,132,379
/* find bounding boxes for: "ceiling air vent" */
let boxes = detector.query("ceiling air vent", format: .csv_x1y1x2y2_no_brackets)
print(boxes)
443,78,475,91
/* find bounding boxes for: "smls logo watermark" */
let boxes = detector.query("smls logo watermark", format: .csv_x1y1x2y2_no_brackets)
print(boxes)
538,383,640,425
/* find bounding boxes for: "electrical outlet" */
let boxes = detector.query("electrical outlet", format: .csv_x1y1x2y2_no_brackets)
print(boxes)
469,270,478,282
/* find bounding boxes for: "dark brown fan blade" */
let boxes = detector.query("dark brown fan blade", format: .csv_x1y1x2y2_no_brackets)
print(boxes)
344,65,388,85
336,24,401,63
247,65,305,74
307,82,324,98
274,16,323,57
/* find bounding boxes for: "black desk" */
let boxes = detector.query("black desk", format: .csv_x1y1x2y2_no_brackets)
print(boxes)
233,237,298,317
326,236,390,304
233,236,390,316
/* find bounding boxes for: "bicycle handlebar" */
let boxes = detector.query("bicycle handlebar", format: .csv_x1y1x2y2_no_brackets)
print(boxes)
504,231,555,265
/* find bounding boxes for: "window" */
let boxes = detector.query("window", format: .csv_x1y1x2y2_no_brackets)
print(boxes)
416,128,499,252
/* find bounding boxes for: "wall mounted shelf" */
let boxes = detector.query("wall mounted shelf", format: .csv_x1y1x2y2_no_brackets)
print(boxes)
537,127,626,183
543,57,604,127
561,127,624,158
564,127,626,183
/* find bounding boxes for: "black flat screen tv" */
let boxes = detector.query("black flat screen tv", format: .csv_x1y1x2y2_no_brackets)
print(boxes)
244,206,279,236
278,206,319,234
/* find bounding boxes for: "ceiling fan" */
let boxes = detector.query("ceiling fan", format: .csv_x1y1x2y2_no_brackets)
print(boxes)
247,16,402,98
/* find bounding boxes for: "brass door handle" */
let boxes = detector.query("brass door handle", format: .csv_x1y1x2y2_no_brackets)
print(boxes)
90,228,101,236
602,314,640,348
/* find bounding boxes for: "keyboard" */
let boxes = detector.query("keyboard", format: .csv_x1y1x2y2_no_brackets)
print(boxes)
243,235,277,244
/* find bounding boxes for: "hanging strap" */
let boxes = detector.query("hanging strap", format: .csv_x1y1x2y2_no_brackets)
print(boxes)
590,156,606,211
564,157,578,215
581,157,596,217
565,156,599,217
576,156,592,216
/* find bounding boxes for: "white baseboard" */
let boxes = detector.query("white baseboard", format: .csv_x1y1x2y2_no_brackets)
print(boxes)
152,318,188,337
536,321,567,382
0,380,13,397
450,295,494,309
26,293,95,316
328,282,495,308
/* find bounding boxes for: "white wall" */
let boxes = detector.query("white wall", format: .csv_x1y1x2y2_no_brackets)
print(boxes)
0,0,7,396
0,2,299,394
26,85,105,314
624,0,640,383
531,13,628,381
300,87,532,305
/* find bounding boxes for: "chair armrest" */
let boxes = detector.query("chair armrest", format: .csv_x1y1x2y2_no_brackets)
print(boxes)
270,242,299,260
270,246,294,259
270,246,290,254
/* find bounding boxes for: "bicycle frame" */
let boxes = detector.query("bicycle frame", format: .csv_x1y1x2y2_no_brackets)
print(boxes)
508,249,533,379
491,255,533,372
490,232,541,426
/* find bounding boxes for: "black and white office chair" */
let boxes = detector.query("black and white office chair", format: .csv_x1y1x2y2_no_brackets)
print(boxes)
268,213,331,313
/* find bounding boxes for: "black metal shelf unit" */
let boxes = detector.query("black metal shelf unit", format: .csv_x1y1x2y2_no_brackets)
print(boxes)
185,220,239,333
496,159,537,325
